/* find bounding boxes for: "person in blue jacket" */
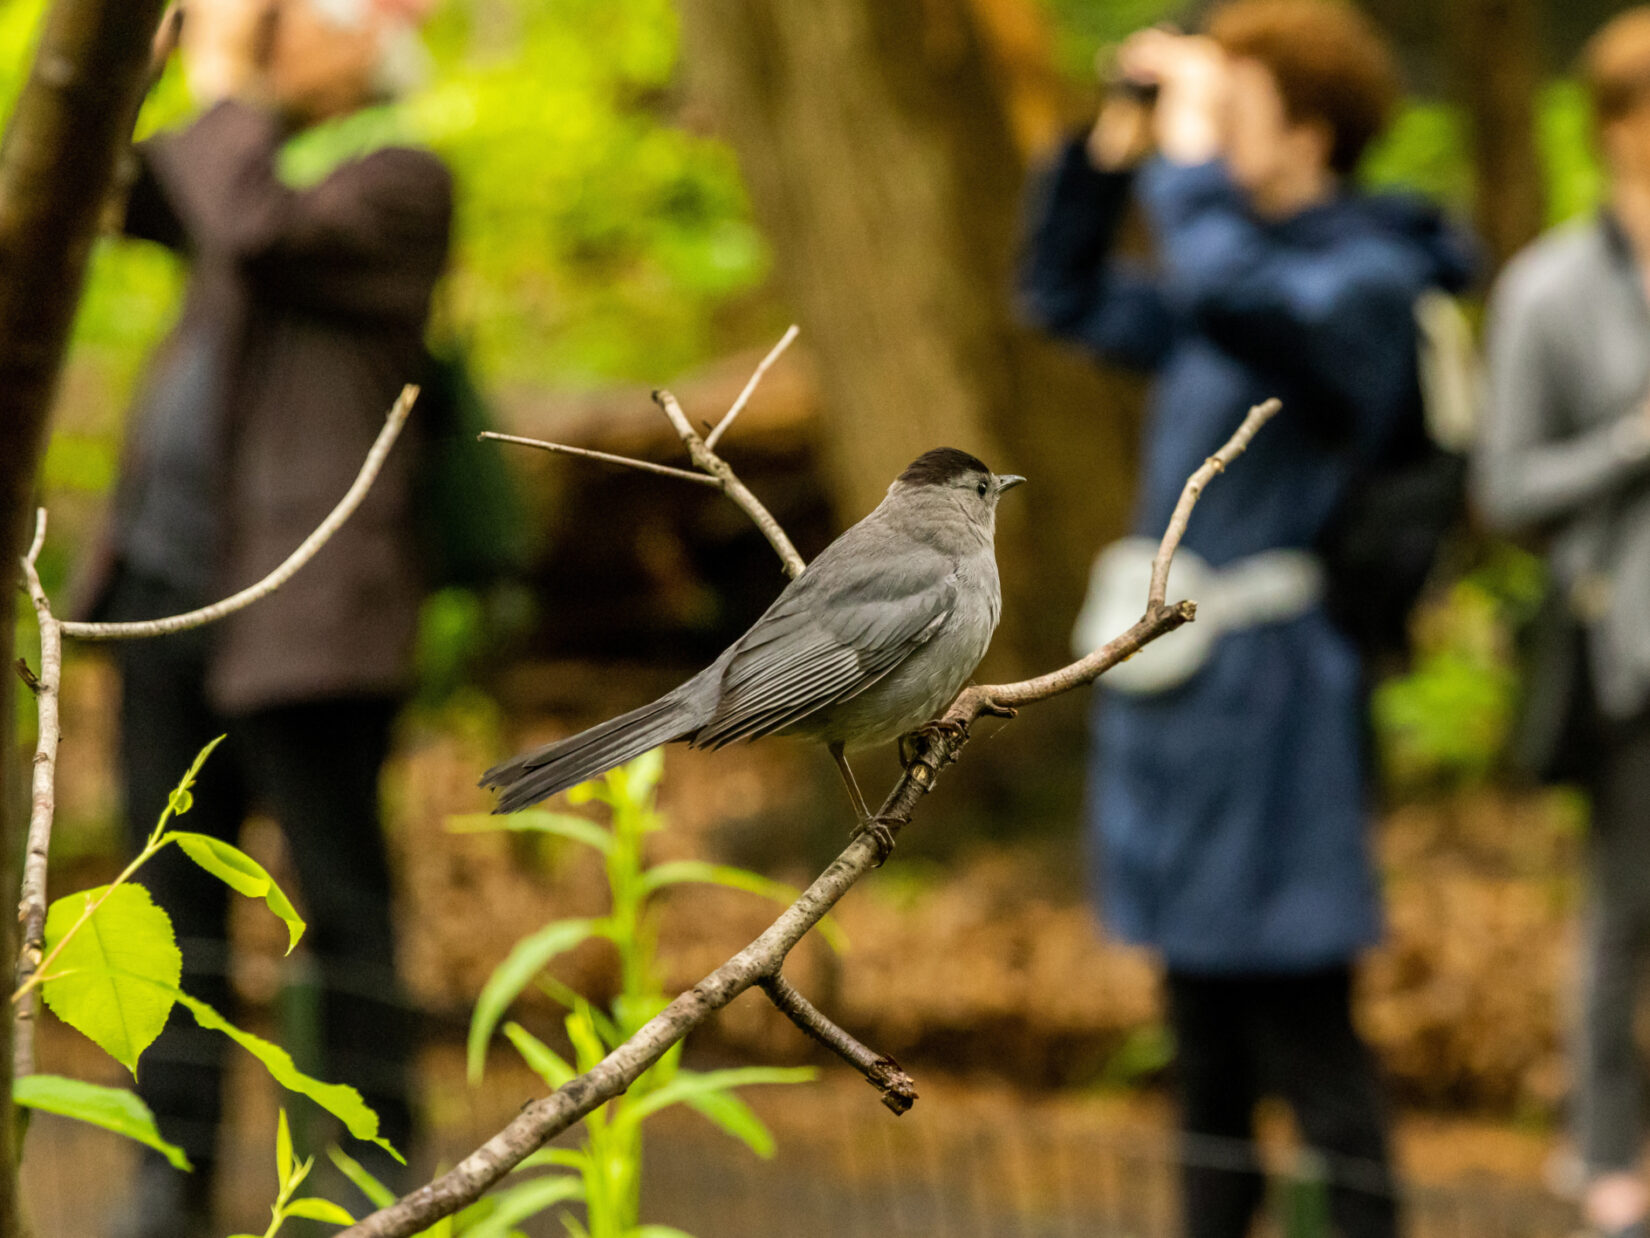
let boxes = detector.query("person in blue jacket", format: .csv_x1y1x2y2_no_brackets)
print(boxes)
1018,5,1474,1237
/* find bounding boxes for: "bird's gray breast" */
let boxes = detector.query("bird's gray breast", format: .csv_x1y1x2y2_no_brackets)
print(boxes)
792,545,1001,750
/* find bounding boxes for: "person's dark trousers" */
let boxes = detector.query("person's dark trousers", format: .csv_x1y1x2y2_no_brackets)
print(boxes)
1165,967,1398,1238
1576,706,1650,1175
107,570,415,1187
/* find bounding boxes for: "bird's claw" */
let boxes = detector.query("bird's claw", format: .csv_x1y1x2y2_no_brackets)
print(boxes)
901,718,969,769
851,815,899,866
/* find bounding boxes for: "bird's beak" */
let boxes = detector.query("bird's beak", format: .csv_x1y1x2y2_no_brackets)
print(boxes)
996,474,1026,492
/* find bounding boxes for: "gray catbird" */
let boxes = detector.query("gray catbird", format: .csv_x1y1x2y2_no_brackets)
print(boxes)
480,447,1024,851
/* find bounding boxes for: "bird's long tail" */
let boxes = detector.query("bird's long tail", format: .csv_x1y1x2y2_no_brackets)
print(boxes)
480,688,703,813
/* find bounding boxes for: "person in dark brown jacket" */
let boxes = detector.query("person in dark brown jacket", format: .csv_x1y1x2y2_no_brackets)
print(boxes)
83,2,450,1232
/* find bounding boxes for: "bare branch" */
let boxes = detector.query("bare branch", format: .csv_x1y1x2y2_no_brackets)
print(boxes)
14,509,59,1079
60,384,418,640
703,324,799,450
336,398,1283,1238
758,972,916,1114
653,388,805,579
476,432,721,488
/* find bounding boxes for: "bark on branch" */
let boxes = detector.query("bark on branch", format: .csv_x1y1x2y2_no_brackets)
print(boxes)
337,396,1283,1238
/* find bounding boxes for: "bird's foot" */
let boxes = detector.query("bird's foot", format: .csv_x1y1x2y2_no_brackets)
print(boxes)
850,815,899,866
901,718,970,769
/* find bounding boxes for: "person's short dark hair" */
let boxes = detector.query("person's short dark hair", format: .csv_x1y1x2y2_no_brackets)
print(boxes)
1208,0,1401,176
1583,7,1650,133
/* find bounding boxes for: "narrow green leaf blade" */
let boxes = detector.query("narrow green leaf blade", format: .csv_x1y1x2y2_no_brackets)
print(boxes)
154,736,225,837
638,861,848,953
166,988,401,1161
618,1066,816,1129
12,1074,191,1171
458,1175,582,1238
276,1108,295,1186
166,832,306,954
284,1197,356,1225
467,919,598,1084
634,1227,698,1238
503,1022,575,1089
41,883,181,1075
326,1145,397,1210
680,1088,776,1159
446,811,614,855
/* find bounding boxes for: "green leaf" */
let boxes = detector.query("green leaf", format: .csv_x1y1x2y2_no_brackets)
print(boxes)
12,1074,191,1171
503,1022,575,1089
447,811,614,856
277,1108,296,1186
163,987,402,1161
564,1002,608,1075
40,883,181,1075
152,736,225,839
616,1067,816,1131
516,1147,587,1174
326,1145,397,1211
633,1227,698,1238
284,1197,356,1225
638,861,848,953
680,1087,776,1159
534,976,621,1046
467,919,599,1084
165,832,306,953
458,1175,582,1238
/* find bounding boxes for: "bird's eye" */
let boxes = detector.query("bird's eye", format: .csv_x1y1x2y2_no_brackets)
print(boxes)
976,481,988,497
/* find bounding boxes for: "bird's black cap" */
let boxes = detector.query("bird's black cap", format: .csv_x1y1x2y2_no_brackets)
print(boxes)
898,447,991,486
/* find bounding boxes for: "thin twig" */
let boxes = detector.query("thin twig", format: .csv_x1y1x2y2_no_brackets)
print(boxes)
703,324,799,450
758,972,916,1115
335,398,1283,1238
60,384,418,640
14,510,59,1080
476,433,720,488
653,389,805,579
1146,397,1279,612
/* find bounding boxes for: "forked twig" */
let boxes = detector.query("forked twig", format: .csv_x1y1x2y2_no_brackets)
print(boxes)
337,396,1283,1238
13,386,418,1079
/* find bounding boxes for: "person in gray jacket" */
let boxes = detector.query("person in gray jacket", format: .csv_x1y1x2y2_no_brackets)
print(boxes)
1475,11,1650,1236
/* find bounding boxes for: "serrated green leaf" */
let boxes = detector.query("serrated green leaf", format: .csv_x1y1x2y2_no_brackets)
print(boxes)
276,1108,295,1185
165,832,306,954
326,1144,398,1210
680,1087,776,1158
459,1175,582,1238
638,861,848,953
615,1067,816,1131
155,987,401,1161
446,811,614,855
468,919,599,1084
504,1022,575,1089
40,883,181,1075
285,1197,356,1225
12,1074,191,1170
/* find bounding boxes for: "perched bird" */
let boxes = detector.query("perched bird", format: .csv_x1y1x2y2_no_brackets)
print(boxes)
480,448,1024,853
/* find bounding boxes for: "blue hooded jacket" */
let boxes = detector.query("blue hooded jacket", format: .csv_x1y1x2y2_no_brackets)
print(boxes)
1019,140,1475,973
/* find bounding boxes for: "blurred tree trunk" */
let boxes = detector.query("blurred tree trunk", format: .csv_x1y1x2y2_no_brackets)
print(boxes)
1446,0,1545,269
0,1,167,1228
676,0,1142,677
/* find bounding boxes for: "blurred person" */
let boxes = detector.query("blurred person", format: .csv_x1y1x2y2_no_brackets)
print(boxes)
1017,4,1474,1237
77,1,451,1233
1475,10,1650,1237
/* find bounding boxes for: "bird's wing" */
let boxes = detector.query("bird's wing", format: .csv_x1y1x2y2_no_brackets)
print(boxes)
691,535,958,749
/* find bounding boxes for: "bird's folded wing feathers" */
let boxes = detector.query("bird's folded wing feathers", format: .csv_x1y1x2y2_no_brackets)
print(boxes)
692,546,958,748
